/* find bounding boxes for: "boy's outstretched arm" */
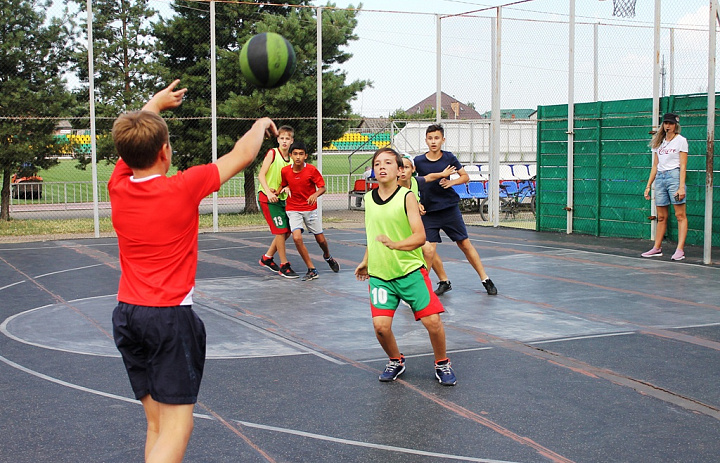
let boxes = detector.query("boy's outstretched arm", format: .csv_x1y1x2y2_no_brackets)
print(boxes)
142,79,187,114
439,168,469,189
423,165,456,182
215,118,278,184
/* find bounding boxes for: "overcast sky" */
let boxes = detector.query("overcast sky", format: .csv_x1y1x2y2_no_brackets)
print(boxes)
51,0,717,118
311,0,717,117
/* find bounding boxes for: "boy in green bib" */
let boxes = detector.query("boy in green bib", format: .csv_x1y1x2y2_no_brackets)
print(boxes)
355,147,456,386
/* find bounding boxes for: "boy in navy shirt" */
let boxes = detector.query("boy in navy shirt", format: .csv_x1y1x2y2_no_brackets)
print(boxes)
414,124,497,295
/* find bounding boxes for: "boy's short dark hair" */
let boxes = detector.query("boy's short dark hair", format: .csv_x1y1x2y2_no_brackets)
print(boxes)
289,141,307,153
278,125,294,136
372,147,403,168
426,124,444,137
112,110,169,169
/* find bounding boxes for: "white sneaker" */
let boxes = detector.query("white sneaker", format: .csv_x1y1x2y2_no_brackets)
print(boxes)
641,247,662,257
671,249,685,261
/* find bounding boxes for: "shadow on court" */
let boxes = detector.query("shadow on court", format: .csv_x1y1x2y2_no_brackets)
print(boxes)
0,226,718,462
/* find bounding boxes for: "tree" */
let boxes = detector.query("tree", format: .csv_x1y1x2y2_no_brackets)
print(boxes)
389,106,447,130
154,1,369,212
68,0,161,167
0,0,75,220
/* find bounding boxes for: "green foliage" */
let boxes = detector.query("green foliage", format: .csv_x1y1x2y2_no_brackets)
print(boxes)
390,105,447,121
67,0,162,167
154,1,369,211
389,105,446,130
0,0,75,220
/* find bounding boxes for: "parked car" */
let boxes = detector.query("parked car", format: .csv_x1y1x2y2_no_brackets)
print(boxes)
11,163,43,199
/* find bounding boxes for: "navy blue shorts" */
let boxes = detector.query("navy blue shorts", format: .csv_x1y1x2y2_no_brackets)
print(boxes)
112,302,206,404
421,206,469,243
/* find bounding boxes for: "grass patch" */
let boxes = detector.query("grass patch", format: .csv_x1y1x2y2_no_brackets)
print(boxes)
198,212,266,229
0,217,115,237
38,154,370,182
0,213,268,238
38,160,179,183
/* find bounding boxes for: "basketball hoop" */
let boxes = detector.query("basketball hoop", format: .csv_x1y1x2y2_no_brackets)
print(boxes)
612,0,637,18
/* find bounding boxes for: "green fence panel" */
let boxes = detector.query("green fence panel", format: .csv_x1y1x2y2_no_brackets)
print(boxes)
537,93,720,247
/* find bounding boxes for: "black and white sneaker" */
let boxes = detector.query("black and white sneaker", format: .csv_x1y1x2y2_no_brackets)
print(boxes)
301,268,319,281
259,255,281,272
435,359,457,386
324,255,340,273
278,262,299,279
482,278,497,295
379,356,405,382
434,280,452,296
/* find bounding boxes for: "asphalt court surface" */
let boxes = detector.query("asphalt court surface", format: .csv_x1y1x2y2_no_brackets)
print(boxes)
0,226,719,462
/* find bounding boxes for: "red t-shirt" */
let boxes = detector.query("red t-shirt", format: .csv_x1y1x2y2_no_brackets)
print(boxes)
280,163,325,212
108,159,220,306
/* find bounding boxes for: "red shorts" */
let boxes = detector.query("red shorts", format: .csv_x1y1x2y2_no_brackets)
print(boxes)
368,267,444,320
259,191,290,234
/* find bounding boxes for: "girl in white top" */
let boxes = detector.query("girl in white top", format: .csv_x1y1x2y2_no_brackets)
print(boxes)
642,113,688,261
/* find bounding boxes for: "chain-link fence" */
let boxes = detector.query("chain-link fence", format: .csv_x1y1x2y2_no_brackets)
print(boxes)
537,95,720,247
2,1,718,254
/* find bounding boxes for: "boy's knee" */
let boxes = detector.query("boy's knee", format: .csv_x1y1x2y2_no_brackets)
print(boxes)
421,314,443,332
373,318,392,336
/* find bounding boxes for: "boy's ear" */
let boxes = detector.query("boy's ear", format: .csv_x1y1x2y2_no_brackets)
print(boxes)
158,143,170,162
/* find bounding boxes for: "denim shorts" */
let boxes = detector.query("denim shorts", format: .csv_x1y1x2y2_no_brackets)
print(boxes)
654,168,685,206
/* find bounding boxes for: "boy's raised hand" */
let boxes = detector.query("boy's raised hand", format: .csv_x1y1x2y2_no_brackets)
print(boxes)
440,165,457,177
143,79,188,114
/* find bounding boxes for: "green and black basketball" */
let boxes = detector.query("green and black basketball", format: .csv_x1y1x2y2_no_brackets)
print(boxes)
239,32,297,89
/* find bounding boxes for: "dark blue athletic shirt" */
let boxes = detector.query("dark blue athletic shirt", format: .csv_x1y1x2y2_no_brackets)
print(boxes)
413,150,464,212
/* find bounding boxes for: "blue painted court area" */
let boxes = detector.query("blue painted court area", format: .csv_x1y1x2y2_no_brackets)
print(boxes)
0,226,719,462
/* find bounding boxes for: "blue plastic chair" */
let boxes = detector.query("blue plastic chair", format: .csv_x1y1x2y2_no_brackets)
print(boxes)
468,181,487,199
500,180,519,197
451,184,472,199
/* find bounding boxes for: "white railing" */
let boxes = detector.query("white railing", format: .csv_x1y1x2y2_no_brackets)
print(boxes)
9,175,359,209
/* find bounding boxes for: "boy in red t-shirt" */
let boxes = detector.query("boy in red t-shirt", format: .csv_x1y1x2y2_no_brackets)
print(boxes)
257,125,299,278
280,141,340,281
109,79,277,463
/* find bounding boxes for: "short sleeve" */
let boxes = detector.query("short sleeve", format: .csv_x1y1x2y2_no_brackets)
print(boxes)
313,166,325,188
178,164,221,204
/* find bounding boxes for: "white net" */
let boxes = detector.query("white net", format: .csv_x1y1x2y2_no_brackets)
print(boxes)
613,0,637,18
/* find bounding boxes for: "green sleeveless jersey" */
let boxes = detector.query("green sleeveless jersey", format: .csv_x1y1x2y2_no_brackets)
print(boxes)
260,148,291,200
410,176,420,201
364,186,425,281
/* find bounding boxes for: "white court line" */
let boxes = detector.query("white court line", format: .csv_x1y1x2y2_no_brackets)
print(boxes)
201,245,253,252
361,346,494,364
362,332,642,363
0,242,118,251
528,331,636,345
0,264,112,291
197,304,345,365
233,419,524,463
0,354,521,463
0,353,139,405
672,322,720,329
0,302,119,358
34,263,107,279
467,237,720,270
0,280,26,291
